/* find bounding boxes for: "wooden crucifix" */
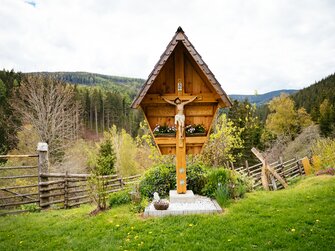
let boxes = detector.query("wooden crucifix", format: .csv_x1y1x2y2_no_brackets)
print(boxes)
162,96,197,193
161,96,197,146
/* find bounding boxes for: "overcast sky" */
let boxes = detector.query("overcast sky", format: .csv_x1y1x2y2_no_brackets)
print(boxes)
1,0,334,94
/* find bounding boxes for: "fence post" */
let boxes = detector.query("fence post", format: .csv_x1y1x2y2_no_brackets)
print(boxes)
297,159,303,175
64,171,68,209
37,142,49,209
279,157,286,181
245,160,250,176
120,177,124,190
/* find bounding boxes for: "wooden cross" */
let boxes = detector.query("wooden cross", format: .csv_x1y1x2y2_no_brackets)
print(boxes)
162,96,197,193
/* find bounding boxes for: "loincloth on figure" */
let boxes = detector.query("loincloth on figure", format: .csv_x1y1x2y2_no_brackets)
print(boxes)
174,114,185,127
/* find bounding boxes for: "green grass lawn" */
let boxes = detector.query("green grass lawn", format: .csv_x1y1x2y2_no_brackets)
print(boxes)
1,176,334,251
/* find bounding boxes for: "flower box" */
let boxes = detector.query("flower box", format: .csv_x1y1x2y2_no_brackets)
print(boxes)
154,133,176,137
186,132,207,137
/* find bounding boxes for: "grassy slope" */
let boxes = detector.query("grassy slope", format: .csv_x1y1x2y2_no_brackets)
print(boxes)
0,176,334,251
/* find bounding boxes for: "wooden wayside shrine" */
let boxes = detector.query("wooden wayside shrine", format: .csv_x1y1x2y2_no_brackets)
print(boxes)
131,27,232,193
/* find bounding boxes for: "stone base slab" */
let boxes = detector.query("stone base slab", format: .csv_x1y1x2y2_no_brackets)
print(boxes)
169,190,195,203
143,195,223,217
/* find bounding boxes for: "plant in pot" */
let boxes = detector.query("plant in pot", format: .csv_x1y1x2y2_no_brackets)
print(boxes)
185,124,206,136
153,124,176,137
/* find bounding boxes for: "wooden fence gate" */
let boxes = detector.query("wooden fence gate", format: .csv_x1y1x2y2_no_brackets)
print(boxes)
234,156,306,190
0,143,140,216
0,153,40,215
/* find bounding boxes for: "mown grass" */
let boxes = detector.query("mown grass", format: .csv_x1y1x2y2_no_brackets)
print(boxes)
1,176,334,251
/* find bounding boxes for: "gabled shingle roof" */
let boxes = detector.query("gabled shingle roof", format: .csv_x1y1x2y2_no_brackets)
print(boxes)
131,27,232,108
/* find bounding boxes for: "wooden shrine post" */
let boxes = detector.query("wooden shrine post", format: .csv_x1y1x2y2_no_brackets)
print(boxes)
176,128,187,193
131,27,232,194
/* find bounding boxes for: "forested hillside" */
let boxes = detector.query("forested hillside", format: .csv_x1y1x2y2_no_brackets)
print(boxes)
292,73,335,120
29,71,145,99
0,70,145,157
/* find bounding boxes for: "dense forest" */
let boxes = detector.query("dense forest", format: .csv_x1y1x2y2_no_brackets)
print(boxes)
30,72,144,99
0,70,144,159
292,73,335,122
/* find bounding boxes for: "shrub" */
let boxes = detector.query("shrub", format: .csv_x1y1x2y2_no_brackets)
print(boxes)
139,163,210,198
215,183,230,205
20,203,40,213
131,197,149,213
186,163,208,195
202,168,253,201
108,189,131,207
312,138,335,169
139,164,176,198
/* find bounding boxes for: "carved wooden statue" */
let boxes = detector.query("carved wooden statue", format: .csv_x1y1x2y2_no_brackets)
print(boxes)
162,96,197,145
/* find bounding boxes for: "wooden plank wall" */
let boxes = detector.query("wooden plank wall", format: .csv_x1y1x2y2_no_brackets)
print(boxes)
142,43,219,155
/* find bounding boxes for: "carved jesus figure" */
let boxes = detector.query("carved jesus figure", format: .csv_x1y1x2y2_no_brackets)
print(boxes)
162,96,197,138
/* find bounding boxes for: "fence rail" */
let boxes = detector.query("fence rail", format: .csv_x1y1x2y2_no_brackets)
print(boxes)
0,146,141,216
233,156,305,189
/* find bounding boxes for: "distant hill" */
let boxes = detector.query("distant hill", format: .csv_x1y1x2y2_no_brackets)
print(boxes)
27,71,145,99
27,71,302,106
292,73,335,120
229,89,298,106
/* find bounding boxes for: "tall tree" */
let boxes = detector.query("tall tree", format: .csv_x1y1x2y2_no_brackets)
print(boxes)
13,74,81,162
265,93,312,139
319,99,335,137
0,69,22,155
227,100,264,165
202,113,243,167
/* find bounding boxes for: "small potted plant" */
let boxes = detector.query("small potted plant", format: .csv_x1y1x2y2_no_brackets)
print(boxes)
185,124,206,136
153,124,176,137
153,192,169,210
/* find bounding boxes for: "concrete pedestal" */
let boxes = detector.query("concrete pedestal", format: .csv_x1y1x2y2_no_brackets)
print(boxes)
169,190,195,203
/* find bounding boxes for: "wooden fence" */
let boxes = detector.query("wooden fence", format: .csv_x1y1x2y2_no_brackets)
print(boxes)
0,143,141,216
234,157,305,190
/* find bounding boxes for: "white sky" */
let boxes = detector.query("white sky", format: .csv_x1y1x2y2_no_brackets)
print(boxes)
1,0,334,94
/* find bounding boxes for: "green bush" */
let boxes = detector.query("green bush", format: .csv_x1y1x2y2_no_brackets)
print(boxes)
108,189,131,207
312,138,335,168
139,163,210,198
20,203,40,213
131,197,149,213
139,164,176,198
186,163,209,194
202,168,253,201
215,183,229,205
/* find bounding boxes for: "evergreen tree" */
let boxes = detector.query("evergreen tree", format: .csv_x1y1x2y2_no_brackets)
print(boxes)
319,99,335,137
96,138,116,175
227,99,264,165
0,69,22,155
